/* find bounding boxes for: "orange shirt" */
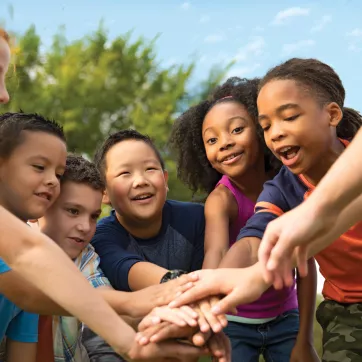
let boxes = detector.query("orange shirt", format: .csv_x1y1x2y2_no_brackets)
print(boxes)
36,315,54,362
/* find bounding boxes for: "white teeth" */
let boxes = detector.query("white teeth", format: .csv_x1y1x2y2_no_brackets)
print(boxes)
135,194,152,200
280,146,292,153
223,154,236,162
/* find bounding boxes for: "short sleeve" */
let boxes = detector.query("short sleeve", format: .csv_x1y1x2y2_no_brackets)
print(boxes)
0,259,11,274
6,311,39,343
237,180,291,240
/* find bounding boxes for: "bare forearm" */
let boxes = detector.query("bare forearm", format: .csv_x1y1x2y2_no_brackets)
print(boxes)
307,127,362,215
128,262,167,291
0,208,136,355
296,258,317,342
219,237,259,268
202,250,226,269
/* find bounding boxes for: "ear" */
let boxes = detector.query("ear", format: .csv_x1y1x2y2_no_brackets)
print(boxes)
163,170,169,191
325,102,343,127
102,189,112,205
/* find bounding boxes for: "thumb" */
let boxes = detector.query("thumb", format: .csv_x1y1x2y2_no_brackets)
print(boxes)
211,289,245,316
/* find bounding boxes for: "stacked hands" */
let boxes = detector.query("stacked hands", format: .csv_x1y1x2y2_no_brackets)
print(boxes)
131,275,231,362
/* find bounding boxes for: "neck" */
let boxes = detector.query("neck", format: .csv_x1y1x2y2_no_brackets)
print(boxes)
303,138,345,186
229,156,270,203
115,211,163,239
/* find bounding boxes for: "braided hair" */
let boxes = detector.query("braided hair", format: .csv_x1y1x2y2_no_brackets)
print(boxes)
259,58,362,140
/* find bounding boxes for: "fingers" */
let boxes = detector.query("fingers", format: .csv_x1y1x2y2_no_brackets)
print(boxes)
170,284,212,308
158,341,210,359
191,330,212,347
197,299,221,333
192,303,210,333
144,306,199,329
211,289,243,316
208,333,231,362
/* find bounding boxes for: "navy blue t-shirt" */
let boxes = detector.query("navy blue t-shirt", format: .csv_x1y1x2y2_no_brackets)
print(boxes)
92,200,205,291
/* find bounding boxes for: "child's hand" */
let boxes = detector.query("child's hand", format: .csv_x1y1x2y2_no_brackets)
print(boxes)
123,337,210,362
136,321,199,345
290,340,320,362
170,267,267,316
207,332,231,362
193,297,228,333
139,305,199,330
127,274,196,318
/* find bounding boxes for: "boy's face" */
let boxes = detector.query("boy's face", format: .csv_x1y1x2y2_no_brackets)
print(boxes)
38,181,102,259
104,139,168,224
0,131,66,221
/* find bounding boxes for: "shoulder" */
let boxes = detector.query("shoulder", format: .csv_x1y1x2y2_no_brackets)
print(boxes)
166,199,204,219
93,211,127,241
205,186,236,218
165,200,205,238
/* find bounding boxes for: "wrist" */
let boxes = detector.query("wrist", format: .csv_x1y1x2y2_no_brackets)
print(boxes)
160,269,187,283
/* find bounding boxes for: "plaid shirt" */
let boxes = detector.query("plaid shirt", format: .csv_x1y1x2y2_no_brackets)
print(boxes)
53,244,111,362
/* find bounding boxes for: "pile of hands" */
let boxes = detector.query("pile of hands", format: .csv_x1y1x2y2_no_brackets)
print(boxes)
129,276,232,362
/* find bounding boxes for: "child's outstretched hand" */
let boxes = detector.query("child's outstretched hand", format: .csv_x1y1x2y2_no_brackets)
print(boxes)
136,321,230,362
140,305,199,330
126,274,197,318
170,266,268,316
192,296,228,334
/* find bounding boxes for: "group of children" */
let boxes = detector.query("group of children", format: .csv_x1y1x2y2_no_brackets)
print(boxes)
0,25,362,362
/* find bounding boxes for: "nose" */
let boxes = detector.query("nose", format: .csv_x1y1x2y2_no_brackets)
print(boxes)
46,172,60,188
133,174,149,188
219,134,235,151
270,122,286,143
77,218,91,234
0,84,9,104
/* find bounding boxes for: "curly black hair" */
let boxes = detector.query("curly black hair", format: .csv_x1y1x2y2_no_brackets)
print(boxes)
260,58,362,140
62,154,105,191
169,77,278,194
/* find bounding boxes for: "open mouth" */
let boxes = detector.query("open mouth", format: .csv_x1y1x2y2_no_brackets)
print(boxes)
277,146,300,161
69,237,84,244
132,193,153,201
34,192,51,201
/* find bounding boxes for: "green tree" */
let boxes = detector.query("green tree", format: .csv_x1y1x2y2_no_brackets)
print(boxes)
4,24,230,201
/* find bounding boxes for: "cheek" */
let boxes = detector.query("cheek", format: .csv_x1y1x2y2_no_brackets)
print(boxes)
204,147,216,164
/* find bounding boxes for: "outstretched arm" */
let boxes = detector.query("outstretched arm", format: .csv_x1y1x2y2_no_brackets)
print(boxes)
259,127,362,277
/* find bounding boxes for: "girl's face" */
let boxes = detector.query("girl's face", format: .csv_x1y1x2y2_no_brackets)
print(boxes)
0,37,10,104
257,79,342,183
202,101,262,180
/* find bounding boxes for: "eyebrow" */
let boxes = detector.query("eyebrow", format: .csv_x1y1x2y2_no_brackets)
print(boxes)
203,116,248,135
29,155,65,167
63,202,101,214
258,103,300,121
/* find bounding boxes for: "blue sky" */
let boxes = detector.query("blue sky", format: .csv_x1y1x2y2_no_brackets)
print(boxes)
2,0,359,292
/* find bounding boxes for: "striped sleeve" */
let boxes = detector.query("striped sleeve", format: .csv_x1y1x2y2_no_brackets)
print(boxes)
237,180,290,240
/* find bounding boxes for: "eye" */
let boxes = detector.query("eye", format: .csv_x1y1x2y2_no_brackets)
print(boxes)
119,171,130,176
33,165,45,171
56,173,63,180
261,125,270,132
146,167,157,172
67,208,79,216
91,213,101,221
285,114,300,121
206,137,217,145
232,127,244,134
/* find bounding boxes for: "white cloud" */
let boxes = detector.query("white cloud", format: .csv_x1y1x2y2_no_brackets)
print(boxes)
200,15,210,23
234,36,265,62
311,15,332,33
347,28,362,37
272,7,310,25
204,34,224,44
282,39,315,55
346,28,362,51
181,2,190,10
